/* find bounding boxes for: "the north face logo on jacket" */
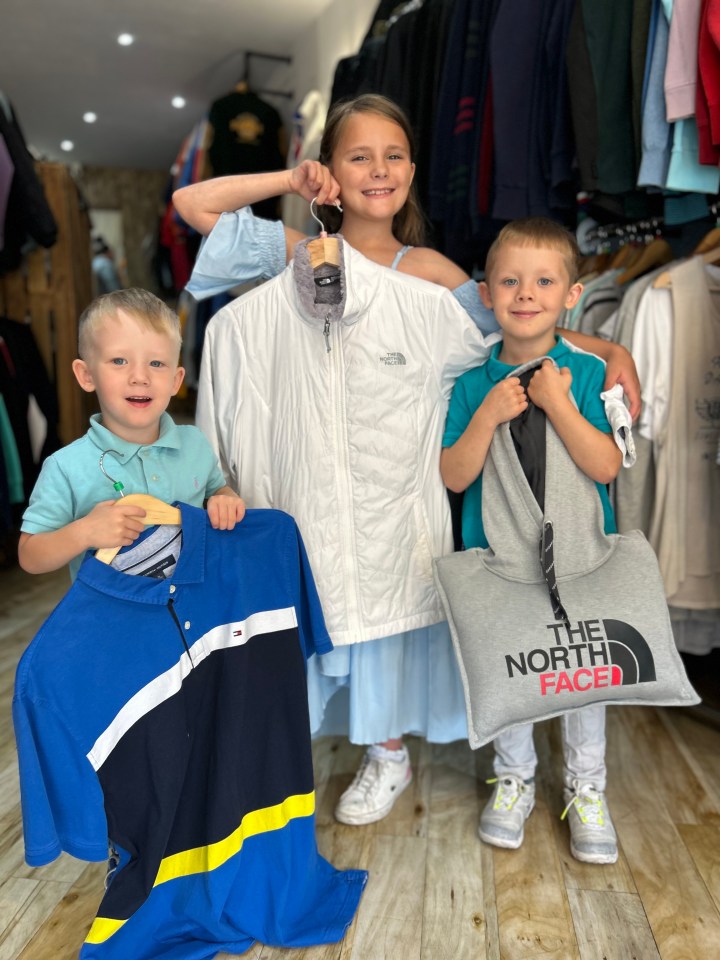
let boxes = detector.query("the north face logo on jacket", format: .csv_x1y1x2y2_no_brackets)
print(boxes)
505,617,657,696
379,352,406,365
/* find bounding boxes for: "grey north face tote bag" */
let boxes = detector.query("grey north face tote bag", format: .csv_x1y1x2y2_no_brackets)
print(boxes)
433,369,698,750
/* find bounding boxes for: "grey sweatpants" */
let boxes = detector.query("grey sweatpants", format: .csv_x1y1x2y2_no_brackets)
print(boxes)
493,705,607,790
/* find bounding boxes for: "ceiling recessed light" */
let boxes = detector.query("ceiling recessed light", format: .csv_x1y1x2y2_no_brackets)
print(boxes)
83,112,97,124
171,96,186,109
117,33,134,46
60,140,74,152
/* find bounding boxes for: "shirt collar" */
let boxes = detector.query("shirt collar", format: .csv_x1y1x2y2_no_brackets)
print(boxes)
76,501,207,604
286,239,381,329
485,336,567,382
87,412,182,463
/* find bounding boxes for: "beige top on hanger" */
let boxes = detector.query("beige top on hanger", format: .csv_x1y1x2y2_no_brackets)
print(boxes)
653,247,720,289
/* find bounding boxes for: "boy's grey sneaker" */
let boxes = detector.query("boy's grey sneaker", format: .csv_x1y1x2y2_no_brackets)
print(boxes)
478,774,536,849
334,745,412,825
561,780,618,864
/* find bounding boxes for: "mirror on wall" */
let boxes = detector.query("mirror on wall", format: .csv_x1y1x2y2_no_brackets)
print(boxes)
88,208,127,295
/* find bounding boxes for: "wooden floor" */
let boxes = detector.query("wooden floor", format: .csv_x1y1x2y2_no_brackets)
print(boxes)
1,564,719,960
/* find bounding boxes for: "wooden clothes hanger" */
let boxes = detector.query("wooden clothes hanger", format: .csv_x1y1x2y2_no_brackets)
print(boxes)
94,450,181,564
693,226,720,254
693,204,720,253
609,241,635,269
307,197,341,268
653,246,720,289
616,236,673,285
610,237,645,271
95,494,181,565
578,250,611,277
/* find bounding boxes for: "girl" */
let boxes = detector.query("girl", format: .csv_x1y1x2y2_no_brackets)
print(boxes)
173,95,640,828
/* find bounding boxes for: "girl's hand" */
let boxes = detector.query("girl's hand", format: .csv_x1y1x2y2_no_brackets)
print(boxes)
206,494,246,531
481,377,528,427
289,160,341,207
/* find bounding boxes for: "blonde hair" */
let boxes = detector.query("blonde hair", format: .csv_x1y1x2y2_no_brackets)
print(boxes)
485,217,580,284
78,288,182,360
318,94,427,246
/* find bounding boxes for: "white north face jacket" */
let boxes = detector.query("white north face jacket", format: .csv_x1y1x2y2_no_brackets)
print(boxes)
196,239,494,646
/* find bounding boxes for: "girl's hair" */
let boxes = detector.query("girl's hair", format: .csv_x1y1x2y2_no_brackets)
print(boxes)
318,94,427,246
484,217,581,283
78,288,182,360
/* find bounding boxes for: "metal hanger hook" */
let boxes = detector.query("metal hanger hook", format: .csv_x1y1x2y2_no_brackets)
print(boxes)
99,449,125,496
309,197,326,234
310,195,343,234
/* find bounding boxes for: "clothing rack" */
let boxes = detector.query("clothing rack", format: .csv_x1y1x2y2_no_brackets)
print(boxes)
240,50,294,100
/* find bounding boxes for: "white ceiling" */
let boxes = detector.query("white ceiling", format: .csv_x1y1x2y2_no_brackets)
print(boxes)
0,0,335,170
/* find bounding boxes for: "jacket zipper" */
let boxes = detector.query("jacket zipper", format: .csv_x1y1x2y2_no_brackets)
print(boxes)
327,319,362,637
323,313,331,352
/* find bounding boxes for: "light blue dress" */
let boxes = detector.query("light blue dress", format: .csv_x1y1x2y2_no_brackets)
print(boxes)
187,211,500,744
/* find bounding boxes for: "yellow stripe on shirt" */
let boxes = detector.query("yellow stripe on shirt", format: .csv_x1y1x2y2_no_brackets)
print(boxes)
85,791,315,945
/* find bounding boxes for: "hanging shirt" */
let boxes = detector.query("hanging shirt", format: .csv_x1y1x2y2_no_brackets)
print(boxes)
648,256,720,608
207,90,285,220
13,504,367,960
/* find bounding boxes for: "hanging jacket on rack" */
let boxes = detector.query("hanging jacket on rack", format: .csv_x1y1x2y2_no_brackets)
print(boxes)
0,96,57,275
647,256,720,609
207,87,285,221
0,317,61,502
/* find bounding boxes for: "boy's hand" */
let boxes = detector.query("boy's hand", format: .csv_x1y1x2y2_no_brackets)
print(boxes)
289,160,341,207
482,376,528,426
81,499,147,549
207,494,246,531
527,361,572,412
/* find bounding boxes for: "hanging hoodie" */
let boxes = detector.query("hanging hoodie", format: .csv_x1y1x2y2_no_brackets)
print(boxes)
433,357,699,749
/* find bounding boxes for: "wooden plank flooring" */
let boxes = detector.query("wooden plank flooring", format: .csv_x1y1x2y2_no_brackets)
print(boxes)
1,565,718,960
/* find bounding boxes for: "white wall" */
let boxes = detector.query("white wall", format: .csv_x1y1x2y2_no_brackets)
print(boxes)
266,0,379,125
291,0,379,104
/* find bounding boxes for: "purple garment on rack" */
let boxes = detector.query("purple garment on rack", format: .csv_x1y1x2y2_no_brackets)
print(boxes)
0,134,15,251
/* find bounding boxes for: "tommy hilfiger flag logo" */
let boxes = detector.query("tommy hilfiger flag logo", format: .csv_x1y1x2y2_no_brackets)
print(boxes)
505,618,657,696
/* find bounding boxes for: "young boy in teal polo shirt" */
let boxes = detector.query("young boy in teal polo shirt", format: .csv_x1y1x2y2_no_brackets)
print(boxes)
440,217,623,864
19,288,244,580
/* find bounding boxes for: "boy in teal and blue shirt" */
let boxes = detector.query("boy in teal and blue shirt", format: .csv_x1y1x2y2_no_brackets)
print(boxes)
441,217,623,865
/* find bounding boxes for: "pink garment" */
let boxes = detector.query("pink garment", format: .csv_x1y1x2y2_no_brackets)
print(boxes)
665,0,702,121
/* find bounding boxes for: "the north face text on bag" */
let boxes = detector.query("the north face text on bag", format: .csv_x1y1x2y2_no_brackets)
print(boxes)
505,617,657,696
